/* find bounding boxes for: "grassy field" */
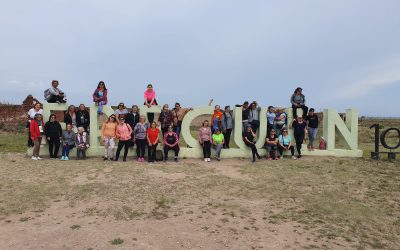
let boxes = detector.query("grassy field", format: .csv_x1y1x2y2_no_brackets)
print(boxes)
0,119,399,249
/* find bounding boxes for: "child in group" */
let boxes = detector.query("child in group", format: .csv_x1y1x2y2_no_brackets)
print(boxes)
93,81,108,115
212,128,224,161
265,128,278,160
61,124,76,161
76,127,90,160
101,114,117,161
199,120,212,162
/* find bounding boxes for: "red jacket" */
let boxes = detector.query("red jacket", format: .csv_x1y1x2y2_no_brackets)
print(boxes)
30,120,41,141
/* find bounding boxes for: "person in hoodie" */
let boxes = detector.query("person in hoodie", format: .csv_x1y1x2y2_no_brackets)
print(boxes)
75,127,90,160
30,113,44,160
45,114,62,159
158,104,174,136
61,123,76,161
92,81,108,115
76,104,90,132
290,87,308,119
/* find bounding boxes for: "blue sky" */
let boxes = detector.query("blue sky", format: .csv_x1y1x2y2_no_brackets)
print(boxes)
1,0,399,116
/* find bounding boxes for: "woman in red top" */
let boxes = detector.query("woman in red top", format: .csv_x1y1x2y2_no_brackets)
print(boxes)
30,113,44,160
147,121,160,163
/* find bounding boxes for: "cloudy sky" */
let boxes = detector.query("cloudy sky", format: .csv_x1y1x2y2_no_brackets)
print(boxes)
1,0,399,116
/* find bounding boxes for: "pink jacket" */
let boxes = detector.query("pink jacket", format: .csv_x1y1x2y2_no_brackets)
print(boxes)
116,123,132,141
198,127,212,143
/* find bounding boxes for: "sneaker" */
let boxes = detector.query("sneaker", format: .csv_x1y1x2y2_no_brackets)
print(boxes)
65,156,70,161
307,145,311,151
204,158,207,162
37,157,42,160
291,156,297,160
61,156,65,161
298,155,302,159
174,158,178,162
267,157,272,160
31,156,38,160
103,157,108,161
137,158,141,162
207,158,211,162
110,158,114,161
217,158,221,161
140,157,145,162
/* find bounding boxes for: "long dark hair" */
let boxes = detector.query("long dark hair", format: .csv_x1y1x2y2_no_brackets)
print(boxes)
97,81,107,90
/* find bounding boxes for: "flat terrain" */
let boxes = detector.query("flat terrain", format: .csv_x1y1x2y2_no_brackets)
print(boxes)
0,153,399,249
0,119,399,249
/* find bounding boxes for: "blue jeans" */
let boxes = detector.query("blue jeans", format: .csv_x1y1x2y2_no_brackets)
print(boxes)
62,145,74,157
308,127,318,147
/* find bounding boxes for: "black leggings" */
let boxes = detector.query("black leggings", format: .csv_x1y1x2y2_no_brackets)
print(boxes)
115,140,130,161
164,145,180,159
278,144,295,156
223,129,232,148
292,105,308,119
136,139,146,158
202,141,211,158
294,134,305,156
48,138,60,158
245,142,260,161
147,113,154,123
148,143,158,162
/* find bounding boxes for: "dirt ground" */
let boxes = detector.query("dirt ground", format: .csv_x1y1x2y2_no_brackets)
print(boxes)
0,152,399,250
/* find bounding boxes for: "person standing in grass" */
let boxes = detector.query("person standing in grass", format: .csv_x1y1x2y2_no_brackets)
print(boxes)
134,115,149,162
101,114,118,161
27,102,43,147
92,81,108,115
158,104,174,136
76,127,90,160
76,104,90,132
61,123,76,161
147,121,160,163
144,84,157,123
278,129,296,160
221,105,233,149
115,117,132,162
243,125,261,163
212,127,224,161
305,108,319,151
45,114,62,159
265,128,278,160
30,113,44,160
290,116,307,158
199,120,212,162
163,125,180,162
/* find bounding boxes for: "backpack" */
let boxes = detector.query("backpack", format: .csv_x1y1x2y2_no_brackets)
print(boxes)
319,137,327,150
44,88,51,100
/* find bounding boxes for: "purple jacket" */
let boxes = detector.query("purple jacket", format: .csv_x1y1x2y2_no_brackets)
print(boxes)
93,88,108,104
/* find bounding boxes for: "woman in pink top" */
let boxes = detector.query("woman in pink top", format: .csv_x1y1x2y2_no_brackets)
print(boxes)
144,84,157,123
115,117,133,162
198,120,212,162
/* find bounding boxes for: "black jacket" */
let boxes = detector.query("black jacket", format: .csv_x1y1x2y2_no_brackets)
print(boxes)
125,112,140,130
44,121,62,139
76,110,90,131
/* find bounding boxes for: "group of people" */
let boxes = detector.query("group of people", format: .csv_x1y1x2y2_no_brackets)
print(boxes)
28,82,319,163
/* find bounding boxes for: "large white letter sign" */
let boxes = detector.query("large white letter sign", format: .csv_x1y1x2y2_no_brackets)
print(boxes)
30,104,363,158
